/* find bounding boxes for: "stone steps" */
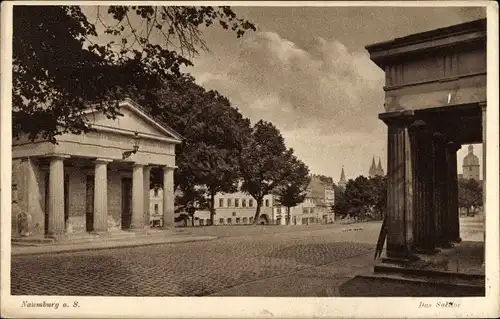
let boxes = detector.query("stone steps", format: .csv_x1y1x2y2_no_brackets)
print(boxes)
11,228,190,247
373,263,485,287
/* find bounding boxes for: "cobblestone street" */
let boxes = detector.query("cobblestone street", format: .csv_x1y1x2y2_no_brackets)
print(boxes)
11,222,381,296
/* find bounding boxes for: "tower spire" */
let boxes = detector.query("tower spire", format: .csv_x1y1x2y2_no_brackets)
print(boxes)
339,166,346,189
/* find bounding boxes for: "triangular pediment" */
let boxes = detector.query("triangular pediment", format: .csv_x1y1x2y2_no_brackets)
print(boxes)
85,99,182,142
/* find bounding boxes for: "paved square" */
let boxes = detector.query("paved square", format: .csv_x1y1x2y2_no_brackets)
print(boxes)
11,223,381,296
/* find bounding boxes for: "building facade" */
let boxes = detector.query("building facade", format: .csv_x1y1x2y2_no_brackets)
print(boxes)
462,144,480,181
11,99,181,239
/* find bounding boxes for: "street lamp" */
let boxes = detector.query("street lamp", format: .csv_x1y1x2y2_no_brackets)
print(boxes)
122,132,140,159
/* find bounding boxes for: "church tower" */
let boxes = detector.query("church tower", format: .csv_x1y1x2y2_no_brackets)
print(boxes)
376,158,385,176
338,166,346,189
462,144,480,181
369,156,377,178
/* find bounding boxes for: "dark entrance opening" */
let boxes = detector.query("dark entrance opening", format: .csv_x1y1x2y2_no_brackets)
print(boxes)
121,177,133,230
85,175,94,232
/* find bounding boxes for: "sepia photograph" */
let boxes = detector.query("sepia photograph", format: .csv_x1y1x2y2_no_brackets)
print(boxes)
1,1,499,318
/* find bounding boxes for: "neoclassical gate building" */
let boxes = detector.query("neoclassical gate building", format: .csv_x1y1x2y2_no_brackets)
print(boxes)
11,98,182,239
365,19,486,263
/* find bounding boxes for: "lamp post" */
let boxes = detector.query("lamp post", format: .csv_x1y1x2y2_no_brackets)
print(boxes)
122,132,140,159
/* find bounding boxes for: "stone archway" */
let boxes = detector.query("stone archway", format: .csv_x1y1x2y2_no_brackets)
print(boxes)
259,214,269,225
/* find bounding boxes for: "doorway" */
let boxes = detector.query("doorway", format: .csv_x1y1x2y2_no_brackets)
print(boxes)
121,177,133,230
85,175,94,232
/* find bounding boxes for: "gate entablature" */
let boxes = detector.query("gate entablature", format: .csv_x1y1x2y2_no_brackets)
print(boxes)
366,19,486,112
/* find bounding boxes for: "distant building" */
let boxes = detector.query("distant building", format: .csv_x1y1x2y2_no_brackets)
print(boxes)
170,174,336,227
462,144,480,181
209,191,276,226
338,166,347,189
369,156,385,178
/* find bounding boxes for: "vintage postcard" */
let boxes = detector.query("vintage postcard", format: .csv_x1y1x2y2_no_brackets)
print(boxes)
1,1,499,318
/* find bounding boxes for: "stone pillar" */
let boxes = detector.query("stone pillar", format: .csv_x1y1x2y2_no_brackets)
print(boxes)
93,158,112,233
143,166,151,229
162,166,175,229
409,120,437,253
47,155,67,237
432,133,453,248
130,164,144,230
380,111,415,260
481,103,486,265
446,142,461,243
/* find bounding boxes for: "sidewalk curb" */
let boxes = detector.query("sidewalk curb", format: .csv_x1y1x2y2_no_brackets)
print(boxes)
11,235,218,256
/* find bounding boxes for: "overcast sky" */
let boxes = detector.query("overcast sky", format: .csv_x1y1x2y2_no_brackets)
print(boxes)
83,4,486,181
181,5,486,181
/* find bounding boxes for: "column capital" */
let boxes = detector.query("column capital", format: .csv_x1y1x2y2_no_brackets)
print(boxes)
379,110,415,126
478,101,486,110
43,153,70,160
446,141,461,153
163,165,177,171
93,158,113,164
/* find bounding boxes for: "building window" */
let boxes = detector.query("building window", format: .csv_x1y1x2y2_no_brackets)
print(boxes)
236,217,241,224
235,199,239,207
206,219,211,226
242,199,246,207
154,188,159,197
227,218,232,225
277,207,282,214
219,198,224,207
303,208,308,214
249,217,253,223
154,204,159,214
265,199,270,207
219,218,224,225
243,217,248,224
232,211,236,217
249,199,253,207
227,198,232,207
200,219,204,226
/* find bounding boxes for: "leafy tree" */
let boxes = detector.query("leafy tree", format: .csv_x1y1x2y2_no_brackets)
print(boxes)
174,181,209,227
275,155,310,225
240,120,292,224
368,175,387,220
332,187,349,218
332,175,387,221
13,5,255,143
458,178,483,216
133,76,251,224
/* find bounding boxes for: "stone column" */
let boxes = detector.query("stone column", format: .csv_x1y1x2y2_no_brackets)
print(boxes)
380,111,416,261
143,166,151,229
432,133,453,248
446,142,461,243
409,120,437,253
481,103,486,265
162,166,175,229
130,164,144,230
93,158,112,233
47,155,68,237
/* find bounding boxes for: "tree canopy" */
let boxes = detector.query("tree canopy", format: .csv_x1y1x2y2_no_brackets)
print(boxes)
458,177,483,215
333,175,387,221
239,120,295,223
275,155,311,224
12,5,255,143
